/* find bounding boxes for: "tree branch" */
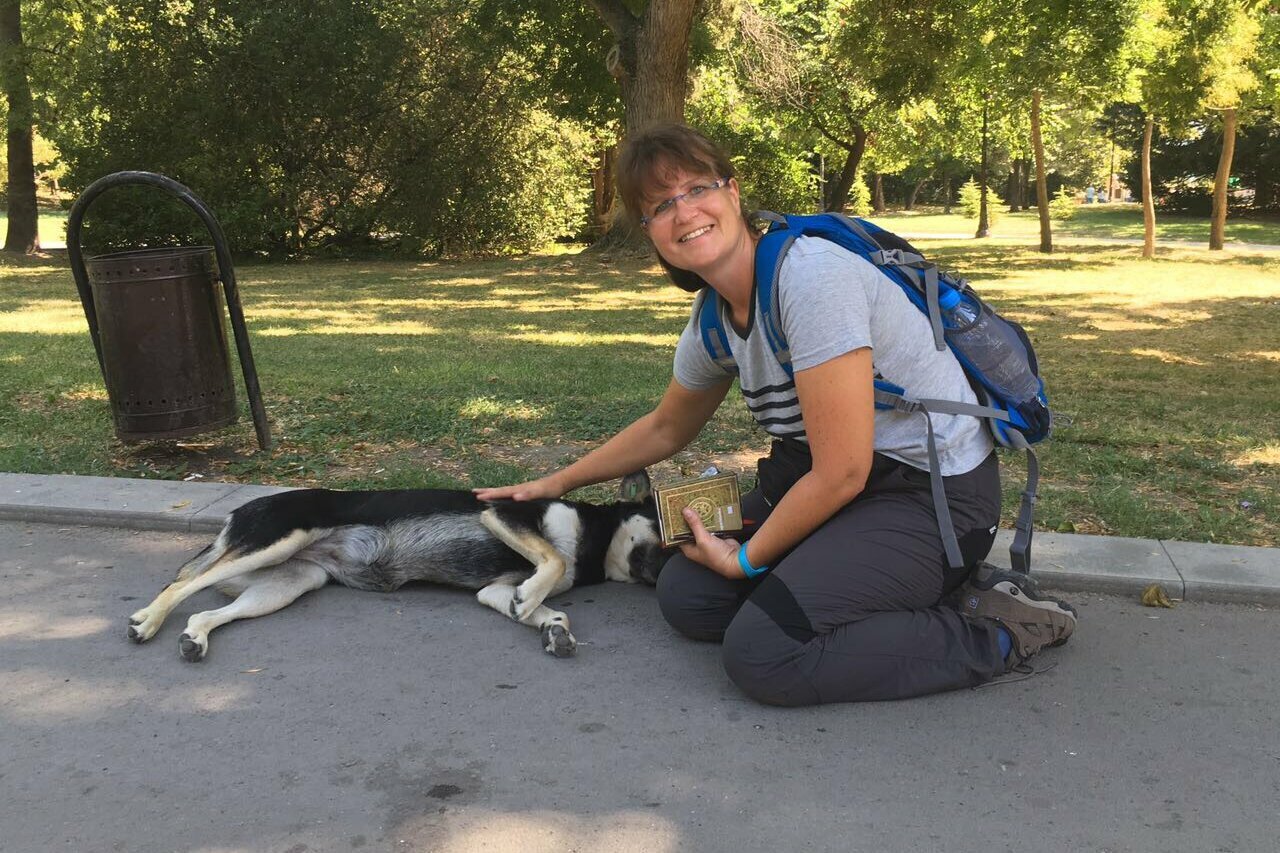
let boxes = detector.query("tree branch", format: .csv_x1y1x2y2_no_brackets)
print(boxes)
586,0,636,38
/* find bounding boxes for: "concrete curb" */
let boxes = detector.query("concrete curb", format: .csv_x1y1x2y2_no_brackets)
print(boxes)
0,472,293,534
3,472,1278,605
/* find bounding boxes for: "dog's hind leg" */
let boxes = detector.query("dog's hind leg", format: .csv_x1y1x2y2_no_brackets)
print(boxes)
128,529,320,644
177,561,329,662
480,508,567,623
476,582,576,658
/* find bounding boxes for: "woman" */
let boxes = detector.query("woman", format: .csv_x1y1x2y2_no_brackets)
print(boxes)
475,124,1075,705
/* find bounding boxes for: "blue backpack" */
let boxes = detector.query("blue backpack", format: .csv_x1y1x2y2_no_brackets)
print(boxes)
696,211,1052,575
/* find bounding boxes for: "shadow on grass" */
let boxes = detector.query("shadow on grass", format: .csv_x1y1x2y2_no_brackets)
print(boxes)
3,250,1277,544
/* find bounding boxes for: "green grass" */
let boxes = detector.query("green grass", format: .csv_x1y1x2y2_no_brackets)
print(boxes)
1,241,1278,547
0,209,69,247
875,203,1280,246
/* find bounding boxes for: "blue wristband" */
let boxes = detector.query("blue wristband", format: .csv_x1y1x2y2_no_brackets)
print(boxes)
738,545,769,579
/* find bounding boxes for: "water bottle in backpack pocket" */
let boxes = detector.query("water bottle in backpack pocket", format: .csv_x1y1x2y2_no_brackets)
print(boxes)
937,286,1052,445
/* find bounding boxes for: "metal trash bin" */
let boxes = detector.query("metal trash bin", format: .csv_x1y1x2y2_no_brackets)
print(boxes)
68,171,271,449
84,246,238,440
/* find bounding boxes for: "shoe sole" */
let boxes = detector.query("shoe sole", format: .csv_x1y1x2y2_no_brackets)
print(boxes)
960,572,1077,649
984,580,1076,648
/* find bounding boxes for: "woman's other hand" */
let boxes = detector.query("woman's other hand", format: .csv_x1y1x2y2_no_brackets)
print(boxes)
472,475,566,502
679,507,745,580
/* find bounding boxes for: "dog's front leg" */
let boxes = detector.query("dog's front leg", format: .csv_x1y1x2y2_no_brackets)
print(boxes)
479,509,567,622
476,582,576,657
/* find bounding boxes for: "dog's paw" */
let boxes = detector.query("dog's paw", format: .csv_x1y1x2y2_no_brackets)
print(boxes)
509,588,540,623
179,632,207,662
542,624,576,658
127,614,158,643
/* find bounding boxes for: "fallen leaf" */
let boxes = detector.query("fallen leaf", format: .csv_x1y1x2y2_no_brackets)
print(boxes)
170,500,191,509
1141,584,1175,608
240,667,266,674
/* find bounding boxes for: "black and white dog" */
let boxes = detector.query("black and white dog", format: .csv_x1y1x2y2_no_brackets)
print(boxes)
126,472,666,660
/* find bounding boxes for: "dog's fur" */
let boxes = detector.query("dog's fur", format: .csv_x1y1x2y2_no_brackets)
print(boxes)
126,471,665,660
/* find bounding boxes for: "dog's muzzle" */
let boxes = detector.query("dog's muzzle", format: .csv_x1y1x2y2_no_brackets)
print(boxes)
630,542,667,585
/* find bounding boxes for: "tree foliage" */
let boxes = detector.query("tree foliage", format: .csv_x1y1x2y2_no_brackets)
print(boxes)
9,0,1278,257
39,0,599,257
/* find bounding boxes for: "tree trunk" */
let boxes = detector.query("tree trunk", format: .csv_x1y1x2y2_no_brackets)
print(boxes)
872,172,885,213
905,178,925,211
1031,89,1051,254
976,97,990,238
590,143,617,239
1007,160,1019,212
589,0,698,249
593,0,696,137
812,150,825,211
1209,107,1237,251
942,176,952,214
1,0,39,254
1142,113,1155,259
823,126,867,212
1107,139,1116,201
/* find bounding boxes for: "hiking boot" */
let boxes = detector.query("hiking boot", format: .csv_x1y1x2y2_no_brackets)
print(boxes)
958,562,1077,664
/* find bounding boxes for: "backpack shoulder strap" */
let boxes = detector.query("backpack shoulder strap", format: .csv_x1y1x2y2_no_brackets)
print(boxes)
754,211,947,366
754,219,799,378
695,287,738,376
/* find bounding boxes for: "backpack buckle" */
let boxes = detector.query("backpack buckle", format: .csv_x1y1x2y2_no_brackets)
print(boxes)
877,248,905,266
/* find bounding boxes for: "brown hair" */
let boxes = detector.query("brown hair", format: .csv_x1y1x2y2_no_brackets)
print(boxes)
616,123,749,293
617,124,735,224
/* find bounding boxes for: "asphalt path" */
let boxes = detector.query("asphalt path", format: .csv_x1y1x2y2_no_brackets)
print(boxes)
2,521,1277,853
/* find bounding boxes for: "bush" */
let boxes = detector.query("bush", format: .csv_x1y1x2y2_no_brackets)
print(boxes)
47,1,595,258
958,179,1004,228
1050,186,1078,220
1158,188,1215,215
846,170,872,217
385,110,593,257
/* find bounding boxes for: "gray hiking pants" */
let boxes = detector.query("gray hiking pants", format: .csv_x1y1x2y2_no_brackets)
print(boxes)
656,452,1007,705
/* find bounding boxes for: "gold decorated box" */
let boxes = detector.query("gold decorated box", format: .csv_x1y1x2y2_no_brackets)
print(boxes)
653,472,743,548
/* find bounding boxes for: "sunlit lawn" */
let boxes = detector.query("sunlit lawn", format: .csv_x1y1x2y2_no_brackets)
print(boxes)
1,239,1278,547
0,210,69,247
876,203,1280,246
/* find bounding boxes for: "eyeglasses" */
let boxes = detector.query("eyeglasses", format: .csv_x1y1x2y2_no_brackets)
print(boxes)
640,177,732,227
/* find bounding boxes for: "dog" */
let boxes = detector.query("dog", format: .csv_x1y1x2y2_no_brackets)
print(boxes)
126,471,666,660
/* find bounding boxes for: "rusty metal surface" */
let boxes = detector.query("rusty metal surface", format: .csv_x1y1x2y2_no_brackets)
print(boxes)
85,246,238,440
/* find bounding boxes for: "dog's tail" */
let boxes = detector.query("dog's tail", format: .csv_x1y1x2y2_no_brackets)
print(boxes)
176,529,232,582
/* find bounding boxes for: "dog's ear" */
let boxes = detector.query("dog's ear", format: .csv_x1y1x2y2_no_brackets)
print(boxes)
619,470,652,503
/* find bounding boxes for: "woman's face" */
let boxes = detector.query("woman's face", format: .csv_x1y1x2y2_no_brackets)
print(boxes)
641,167,748,277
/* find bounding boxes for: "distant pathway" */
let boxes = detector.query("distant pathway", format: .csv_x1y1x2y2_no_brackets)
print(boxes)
896,232,1280,252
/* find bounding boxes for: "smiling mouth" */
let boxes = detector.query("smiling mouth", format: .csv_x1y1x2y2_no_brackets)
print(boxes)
679,225,713,243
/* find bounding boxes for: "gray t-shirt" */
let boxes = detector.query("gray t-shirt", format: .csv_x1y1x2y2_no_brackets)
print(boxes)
673,236,993,476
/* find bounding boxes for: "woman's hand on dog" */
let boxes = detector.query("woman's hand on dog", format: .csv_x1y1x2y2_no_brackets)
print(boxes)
473,475,566,502
679,507,746,580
